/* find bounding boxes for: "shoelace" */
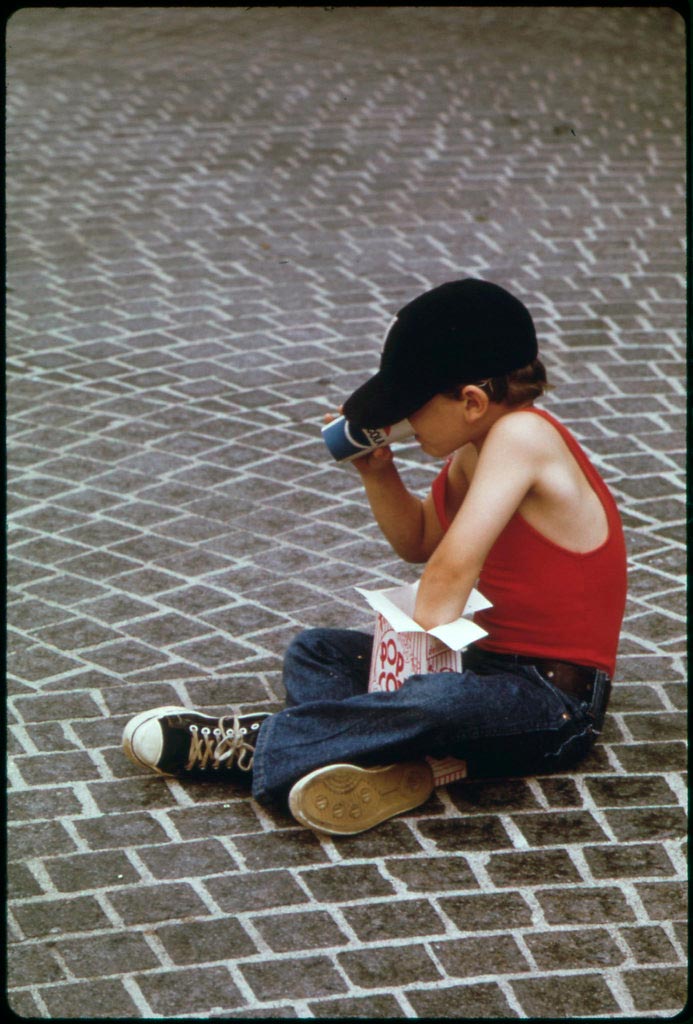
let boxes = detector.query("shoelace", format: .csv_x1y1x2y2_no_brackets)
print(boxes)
185,717,259,772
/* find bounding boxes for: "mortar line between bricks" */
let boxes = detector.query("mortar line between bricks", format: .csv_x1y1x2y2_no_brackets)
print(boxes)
223,955,278,1010
58,818,93,855
7,9,686,1020
231,914,277,958
119,975,156,1019
19,986,51,1020
662,840,687,878
319,903,368,948
499,814,531,850
13,909,682,949
661,920,688,964
422,897,467,941
388,989,420,1018
143,808,184,844
122,847,159,886
664,771,688,810
495,978,528,1018
603,966,639,1016
6,907,25,946
463,851,497,891
583,923,681,976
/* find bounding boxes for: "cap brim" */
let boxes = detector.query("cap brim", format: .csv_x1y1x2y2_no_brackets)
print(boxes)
342,371,435,429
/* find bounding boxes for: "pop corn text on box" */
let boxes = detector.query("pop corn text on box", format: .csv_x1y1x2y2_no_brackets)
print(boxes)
356,581,492,786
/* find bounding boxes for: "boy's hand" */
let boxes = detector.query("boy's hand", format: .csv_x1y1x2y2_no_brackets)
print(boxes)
352,444,395,475
352,446,395,477
322,407,344,423
323,407,396,475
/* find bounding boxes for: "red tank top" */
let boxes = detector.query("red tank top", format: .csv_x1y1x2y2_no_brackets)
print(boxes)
431,408,627,677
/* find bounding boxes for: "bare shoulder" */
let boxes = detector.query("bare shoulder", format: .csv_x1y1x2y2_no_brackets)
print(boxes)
485,408,558,455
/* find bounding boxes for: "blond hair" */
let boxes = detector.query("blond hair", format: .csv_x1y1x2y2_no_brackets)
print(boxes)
447,358,549,407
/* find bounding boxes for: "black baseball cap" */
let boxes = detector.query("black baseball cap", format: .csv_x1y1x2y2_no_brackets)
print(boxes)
342,278,538,428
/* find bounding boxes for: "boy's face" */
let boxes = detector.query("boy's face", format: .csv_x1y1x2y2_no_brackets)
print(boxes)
408,386,496,457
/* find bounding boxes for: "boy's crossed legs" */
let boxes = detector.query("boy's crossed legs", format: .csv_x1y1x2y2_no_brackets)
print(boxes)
123,628,605,835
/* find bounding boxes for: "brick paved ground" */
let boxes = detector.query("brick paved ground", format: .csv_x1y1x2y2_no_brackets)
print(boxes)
6,6,687,1019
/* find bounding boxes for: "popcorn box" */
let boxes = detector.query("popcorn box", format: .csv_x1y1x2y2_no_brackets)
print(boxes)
356,580,492,787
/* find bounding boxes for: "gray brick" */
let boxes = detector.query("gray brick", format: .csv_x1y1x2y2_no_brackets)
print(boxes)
12,895,112,938
9,819,78,861
338,944,441,989
620,925,681,964
613,741,687,772
535,776,583,807
241,956,347,1001
231,830,330,870
525,927,626,970
154,916,255,964
406,982,517,1018
584,842,677,880
74,811,173,850
511,810,609,847
108,882,211,925
6,5,686,1020
438,893,534,933
623,966,688,1012
251,909,349,952
299,863,395,902
332,819,428,858
138,838,240,879
309,993,404,1018
486,848,582,888
604,806,687,842
58,931,161,977
447,777,540,813
7,990,44,1019
511,973,620,1017
39,978,141,1019
8,861,44,899
635,881,688,921
432,934,531,978
536,885,637,925
11,690,102,725
343,898,446,942
8,943,65,986
417,815,514,852
167,799,263,839
585,774,679,806
204,869,308,913
385,855,478,892
137,966,246,1016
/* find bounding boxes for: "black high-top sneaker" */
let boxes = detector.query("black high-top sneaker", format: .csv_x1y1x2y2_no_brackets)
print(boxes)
122,705,270,779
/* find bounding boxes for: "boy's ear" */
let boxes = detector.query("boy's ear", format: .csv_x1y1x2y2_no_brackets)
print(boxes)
460,384,491,419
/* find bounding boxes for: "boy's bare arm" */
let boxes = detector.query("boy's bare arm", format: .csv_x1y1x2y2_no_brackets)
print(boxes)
414,414,543,629
355,447,445,563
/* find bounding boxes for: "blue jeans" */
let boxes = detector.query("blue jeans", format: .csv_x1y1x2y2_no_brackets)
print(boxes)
251,628,611,804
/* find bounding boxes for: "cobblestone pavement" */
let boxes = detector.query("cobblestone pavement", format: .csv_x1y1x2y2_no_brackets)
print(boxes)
6,6,687,1019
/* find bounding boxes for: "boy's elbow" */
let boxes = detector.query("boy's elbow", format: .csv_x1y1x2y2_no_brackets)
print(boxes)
423,548,483,585
393,506,438,563
395,541,430,565
400,530,443,564
406,550,430,565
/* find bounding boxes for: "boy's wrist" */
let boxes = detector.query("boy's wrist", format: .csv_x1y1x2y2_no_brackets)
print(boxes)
353,448,397,478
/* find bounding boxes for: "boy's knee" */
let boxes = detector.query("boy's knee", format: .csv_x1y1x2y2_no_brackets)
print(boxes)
283,627,342,669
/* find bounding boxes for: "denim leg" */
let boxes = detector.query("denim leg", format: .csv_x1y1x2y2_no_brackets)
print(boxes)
252,647,598,803
281,627,373,707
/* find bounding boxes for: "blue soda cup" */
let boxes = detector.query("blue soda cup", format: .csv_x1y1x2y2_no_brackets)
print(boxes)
321,415,414,464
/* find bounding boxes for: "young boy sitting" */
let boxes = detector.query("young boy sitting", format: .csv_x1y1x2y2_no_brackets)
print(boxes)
123,279,627,835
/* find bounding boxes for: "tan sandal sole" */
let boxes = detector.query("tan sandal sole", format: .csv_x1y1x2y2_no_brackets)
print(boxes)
288,761,434,835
